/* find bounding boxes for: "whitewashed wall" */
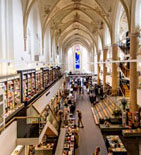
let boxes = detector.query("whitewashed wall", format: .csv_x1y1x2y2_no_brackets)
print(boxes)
0,121,17,155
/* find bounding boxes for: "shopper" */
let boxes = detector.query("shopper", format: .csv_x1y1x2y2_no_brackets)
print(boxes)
64,104,69,125
93,146,100,155
70,102,76,114
77,110,84,128
74,124,79,149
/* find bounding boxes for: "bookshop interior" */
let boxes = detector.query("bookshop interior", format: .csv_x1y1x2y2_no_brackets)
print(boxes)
0,0,141,155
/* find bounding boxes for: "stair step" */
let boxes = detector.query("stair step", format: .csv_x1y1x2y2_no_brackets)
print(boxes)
95,105,103,119
91,107,99,125
107,98,118,110
99,102,109,118
96,104,107,120
103,100,113,115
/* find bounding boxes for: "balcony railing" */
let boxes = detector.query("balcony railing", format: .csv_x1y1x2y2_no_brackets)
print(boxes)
120,81,130,98
119,63,130,78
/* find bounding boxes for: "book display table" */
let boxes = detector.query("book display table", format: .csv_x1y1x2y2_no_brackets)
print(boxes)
106,135,127,155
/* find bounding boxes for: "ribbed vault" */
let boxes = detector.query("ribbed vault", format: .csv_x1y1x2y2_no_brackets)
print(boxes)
24,0,130,52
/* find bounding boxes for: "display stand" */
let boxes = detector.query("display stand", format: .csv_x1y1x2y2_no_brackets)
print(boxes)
49,68,54,83
41,67,50,88
0,83,5,127
55,128,66,155
36,70,43,93
11,145,24,155
0,74,24,121
122,129,141,137
17,69,36,104
56,66,61,78
63,119,75,155
106,135,127,155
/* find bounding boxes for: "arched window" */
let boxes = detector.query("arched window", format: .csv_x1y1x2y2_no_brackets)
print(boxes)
74,45,81,70
115,2,129,42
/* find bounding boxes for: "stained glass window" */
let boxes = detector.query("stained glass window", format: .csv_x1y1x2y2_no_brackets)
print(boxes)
75,46,80,70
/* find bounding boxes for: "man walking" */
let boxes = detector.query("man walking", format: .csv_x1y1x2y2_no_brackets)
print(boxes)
77,110,84,128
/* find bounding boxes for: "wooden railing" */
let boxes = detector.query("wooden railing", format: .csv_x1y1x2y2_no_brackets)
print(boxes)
119,63,130,78
120,81,130,97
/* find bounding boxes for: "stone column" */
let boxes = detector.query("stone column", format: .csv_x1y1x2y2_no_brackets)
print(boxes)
130,33,139,113
103,48,108,89
97,52,100,85
112,44,118,95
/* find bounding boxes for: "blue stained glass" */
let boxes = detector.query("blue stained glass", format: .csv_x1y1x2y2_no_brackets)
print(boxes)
75,48,80,69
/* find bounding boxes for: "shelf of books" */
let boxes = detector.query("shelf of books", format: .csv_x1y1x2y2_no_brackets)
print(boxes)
56,66,61,78
53,67,56,81
18,69,36,104
0,83,5,126
0,74,24,121
41,67,49,88
36,70,44,93
49,68,54,83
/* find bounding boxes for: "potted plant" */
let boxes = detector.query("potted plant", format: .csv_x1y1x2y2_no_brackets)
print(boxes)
121,98,127,111
113,108,121,117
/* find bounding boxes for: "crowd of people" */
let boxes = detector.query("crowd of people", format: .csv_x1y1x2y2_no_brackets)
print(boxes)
61,76,112,155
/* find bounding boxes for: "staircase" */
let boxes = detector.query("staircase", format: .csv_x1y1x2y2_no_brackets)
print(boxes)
119,63,130,78
91,97,120,125
120,80,130,98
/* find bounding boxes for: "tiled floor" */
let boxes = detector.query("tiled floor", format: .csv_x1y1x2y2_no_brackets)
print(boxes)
75,93,108,155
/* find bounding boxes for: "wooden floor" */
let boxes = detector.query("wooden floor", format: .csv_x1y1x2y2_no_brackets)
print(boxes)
75,92,108,155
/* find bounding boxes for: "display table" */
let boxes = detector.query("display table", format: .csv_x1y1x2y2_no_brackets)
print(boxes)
100,124,128,132
35,143,54,151
55,117,75,155
122,128,141,137
11,145,24,155
106,135,127,155
55,128,66,155
63,119,75,155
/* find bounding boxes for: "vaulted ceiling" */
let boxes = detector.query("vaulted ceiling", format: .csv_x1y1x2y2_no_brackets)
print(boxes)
24,0,130,50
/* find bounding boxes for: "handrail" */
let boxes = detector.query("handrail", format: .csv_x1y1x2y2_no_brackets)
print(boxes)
0,75,64,135
119,63,130,78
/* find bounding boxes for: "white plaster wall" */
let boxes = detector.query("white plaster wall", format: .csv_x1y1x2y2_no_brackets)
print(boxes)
52,37,57,65
13,0,25,70
67,47,74,72
0,0,6,74
104,24,111,46
0,121,17,155
26,2,42,61
135,0,141,29
44,27,51,64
